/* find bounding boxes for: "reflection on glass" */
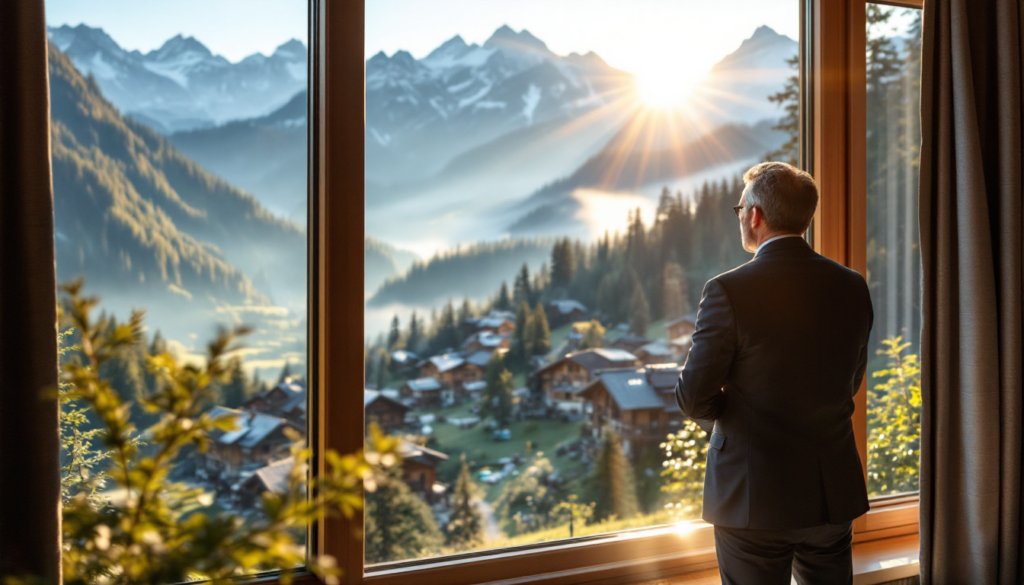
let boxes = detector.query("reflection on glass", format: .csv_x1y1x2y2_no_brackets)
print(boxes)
364,1,800,563
865,4,922,498
45,0,309,570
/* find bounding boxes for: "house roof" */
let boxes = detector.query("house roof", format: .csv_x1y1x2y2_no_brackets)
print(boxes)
646,364,681,391
463,380,487,392
365,389,410,411
477,310,515,329
405,377,442,392
666,312,699,328
550,299,587,315
214,409,290,449
249,457,295,494
466,349,494,368
570,348,638,370
428,353,465,373
399,440,448,464
639,340,674,358
391,349,419,364
534,348,639,377
580,368,666,411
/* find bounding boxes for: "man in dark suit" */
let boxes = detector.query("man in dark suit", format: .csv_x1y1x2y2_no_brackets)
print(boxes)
675,162,872,585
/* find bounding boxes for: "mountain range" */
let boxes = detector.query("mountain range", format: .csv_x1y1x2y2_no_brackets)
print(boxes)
48,24,306,133
49,45,307,372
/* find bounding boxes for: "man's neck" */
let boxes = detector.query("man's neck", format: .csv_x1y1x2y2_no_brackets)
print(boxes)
754,233,804,254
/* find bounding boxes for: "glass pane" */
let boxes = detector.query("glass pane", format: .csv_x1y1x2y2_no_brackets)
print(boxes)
45,0,309,574
364,1,801,563
865,4,922,498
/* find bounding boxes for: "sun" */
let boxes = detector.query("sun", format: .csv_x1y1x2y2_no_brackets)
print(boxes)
633,61,706,109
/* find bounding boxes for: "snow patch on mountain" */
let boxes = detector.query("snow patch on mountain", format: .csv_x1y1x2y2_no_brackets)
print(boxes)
522,84,541,124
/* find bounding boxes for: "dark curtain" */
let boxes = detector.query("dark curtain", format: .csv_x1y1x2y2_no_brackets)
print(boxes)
919,0,1024,583
0,0,61,581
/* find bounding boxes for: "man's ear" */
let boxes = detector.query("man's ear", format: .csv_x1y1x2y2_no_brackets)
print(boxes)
749,205,762,228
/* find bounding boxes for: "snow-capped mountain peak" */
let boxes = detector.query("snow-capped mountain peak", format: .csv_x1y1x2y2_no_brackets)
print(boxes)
46,24,308,133
483,25,551,56
273,38,306,61
148,34,213,61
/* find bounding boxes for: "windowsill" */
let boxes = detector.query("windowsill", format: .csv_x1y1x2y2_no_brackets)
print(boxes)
359,505,918,585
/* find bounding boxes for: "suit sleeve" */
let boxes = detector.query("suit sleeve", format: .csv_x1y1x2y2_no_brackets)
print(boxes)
852,277,875,396
675,278,736,421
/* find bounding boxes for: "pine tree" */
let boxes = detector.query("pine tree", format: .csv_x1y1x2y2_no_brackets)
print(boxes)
433,300,460,352
551,238,576,290
457,299,474,330
513,263,533,308
482,353,515,428
531,303,551,355
661,261,687,320
512,301,533,369
495,281,512,311
765,54,801,165
590,427,639,522
387,315,401,350
277,361,294,385
365,469,443,563
220,357,250,407
446,455,484,549
628,283,650,337
406,310,422,354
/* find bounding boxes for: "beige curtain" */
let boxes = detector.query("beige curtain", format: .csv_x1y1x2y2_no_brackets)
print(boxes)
919,0,1024,583
0,0,61,580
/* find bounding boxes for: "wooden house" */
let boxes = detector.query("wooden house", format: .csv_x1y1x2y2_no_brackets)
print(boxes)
578,364,683,455
365,389,410,432
400,377,444,407
533,348,641,403
399,440,449,504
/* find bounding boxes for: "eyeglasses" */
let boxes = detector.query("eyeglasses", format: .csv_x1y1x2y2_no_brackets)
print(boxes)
732,205,744,217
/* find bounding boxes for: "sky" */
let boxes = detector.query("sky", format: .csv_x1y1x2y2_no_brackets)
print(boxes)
45,0,308,62
46,0,799,74
365,0,800,76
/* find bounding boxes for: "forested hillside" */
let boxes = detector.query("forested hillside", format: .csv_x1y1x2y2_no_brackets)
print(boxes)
367,239,553,307
49,45,306,351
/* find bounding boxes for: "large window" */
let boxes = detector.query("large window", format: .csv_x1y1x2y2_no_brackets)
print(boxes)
361,0,802,565
45,0,310,571
864,3,923,499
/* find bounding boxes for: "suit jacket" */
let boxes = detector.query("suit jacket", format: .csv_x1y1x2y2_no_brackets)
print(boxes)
675,236,873,530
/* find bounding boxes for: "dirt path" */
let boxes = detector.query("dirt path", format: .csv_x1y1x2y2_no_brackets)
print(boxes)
476,498,502,541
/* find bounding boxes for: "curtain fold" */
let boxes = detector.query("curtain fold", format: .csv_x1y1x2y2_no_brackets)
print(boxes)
0,0,61,581
919,0,1024,583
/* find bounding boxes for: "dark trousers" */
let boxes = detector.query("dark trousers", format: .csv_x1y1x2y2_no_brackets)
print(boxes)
713,522,853,585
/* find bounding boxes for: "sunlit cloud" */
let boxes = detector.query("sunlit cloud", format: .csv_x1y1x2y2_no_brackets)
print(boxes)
572,188,656,238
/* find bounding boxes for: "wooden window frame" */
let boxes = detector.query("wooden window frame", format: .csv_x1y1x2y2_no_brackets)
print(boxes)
294,0,924,582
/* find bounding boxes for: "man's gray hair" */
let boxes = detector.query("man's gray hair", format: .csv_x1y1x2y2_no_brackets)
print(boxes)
742,162,819,234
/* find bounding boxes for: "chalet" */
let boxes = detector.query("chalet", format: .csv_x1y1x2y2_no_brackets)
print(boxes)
246,380,307,426
389,349,421,373
236,456,295,508
609,334,651,354
666,313,698,344
399,440,449,504
636,340,676,365
462,330,509,353
578,364,683,455
547,299,587,327
420,353,483,390
533,348,641,403
474,310,516,336
400,377,443,407
203,406,297,481
365,389,410,433
463,380,487,394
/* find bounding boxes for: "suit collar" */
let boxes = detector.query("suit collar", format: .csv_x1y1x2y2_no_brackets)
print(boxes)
753,235,812,259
